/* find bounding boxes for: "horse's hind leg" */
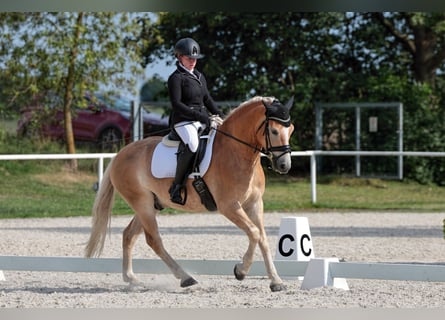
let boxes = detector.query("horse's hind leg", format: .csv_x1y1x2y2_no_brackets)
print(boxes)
138,212,198,288
121,190,197,288
141,224,197,287
122,216,143,284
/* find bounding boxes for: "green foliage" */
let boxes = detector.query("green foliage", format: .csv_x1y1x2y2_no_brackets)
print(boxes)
0,126,65,175
0,12,147,155
3,12,445,184
139,74,168,102
138,12,445,185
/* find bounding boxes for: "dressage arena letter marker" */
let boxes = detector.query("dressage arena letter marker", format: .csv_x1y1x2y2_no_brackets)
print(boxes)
275,216,314,262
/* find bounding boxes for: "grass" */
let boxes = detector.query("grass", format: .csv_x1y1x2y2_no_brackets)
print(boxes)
1,118,17,133
1,163,445,218
1,117,445,218
264,176,445,212
0,160,135,218
0,118,133,218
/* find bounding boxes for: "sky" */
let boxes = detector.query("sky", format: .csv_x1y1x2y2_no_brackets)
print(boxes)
105,58,173,100
142,12,174,81
145,59,174,81
118,59,173,100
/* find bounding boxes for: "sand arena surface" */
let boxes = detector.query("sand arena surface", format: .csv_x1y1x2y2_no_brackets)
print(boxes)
0,212,444,308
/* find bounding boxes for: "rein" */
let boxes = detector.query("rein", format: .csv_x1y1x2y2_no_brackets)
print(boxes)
213,126,264,154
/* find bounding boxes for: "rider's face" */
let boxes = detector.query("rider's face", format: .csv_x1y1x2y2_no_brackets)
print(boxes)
179,55,197,71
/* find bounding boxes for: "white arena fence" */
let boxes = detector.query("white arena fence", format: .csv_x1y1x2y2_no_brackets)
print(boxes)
2,150,445,204
0,256,444,283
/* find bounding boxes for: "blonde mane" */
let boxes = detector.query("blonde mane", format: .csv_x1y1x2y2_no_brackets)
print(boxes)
225,96,276,120
238,96,275,108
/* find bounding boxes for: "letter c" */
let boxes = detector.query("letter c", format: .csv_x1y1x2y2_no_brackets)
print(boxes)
300,234,312,257
278,234,295,257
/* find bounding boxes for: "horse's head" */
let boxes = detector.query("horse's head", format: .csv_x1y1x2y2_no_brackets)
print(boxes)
261,96,295,174
218,95,294,174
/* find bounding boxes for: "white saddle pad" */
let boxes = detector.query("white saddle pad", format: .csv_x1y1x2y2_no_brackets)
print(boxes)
151,129,216,179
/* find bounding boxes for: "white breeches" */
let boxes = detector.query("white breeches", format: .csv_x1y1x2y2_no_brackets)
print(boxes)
174,121,206,153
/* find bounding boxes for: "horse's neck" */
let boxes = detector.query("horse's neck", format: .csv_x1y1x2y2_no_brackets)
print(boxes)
216,104,264,170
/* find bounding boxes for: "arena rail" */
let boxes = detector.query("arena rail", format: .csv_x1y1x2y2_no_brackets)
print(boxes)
1,150,445,203
1,256,444,283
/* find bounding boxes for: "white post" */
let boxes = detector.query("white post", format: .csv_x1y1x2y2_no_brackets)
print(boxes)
355,105,361,177
398,103,404,180
132,100,143,142
310,152,317,204
98,156,104,188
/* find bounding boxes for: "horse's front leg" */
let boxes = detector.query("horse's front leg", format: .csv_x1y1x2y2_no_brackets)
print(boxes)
246,201,286,292
221,204,261,282
233,226,260,282
257,228,285,292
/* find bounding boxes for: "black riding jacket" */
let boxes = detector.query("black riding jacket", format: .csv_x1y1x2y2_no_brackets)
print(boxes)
168,63,223,126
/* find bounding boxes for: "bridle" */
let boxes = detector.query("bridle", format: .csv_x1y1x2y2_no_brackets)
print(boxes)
260,115,292,163
213,100,292,164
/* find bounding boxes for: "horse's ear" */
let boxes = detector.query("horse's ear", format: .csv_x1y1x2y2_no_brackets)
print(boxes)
284,96,294,110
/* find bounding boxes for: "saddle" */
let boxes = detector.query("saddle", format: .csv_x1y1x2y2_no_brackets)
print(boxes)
152,128,217,211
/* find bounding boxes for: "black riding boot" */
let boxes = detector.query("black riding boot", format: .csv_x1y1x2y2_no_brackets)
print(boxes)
169,145,195,205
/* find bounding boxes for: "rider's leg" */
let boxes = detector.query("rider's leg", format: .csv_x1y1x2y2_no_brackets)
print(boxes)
169,121,203,205
169,144,195,204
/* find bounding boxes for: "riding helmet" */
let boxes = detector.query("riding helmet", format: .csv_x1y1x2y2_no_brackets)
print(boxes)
174,38,204,59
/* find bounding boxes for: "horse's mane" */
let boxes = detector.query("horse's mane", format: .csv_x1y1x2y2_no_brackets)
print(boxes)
225,96,276,120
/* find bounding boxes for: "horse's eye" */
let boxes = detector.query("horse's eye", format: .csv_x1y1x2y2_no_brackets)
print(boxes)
271,128,279,135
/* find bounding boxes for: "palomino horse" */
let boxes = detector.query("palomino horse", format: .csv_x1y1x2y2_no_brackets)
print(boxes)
85,96,294,292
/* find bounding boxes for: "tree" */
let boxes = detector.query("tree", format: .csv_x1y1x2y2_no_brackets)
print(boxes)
138,13,343,145
0,12,147,169
140,13,344,101
138,12,350,158
139,74,168,102
139,12,445,183
369,12,445,87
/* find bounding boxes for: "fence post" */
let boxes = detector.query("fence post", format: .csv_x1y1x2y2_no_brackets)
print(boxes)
98,156,104,188
310,152,317,204
131,100,143,142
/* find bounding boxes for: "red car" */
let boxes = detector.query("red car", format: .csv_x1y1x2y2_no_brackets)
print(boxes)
17,94,170,151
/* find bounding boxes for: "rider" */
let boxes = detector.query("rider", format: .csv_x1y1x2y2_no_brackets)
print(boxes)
167,37,224,205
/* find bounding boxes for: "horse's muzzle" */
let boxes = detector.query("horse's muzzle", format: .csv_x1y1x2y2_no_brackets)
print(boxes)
269,150,292,174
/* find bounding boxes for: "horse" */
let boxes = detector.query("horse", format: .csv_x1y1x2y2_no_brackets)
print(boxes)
85,96,295,292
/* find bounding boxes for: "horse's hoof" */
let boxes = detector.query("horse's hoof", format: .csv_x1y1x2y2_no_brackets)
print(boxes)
123,273,142,285
181,277,198,288
233,264,245,281
270,283,286,292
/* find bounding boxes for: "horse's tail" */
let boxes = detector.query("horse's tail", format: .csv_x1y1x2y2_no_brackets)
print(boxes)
85,158,116,258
